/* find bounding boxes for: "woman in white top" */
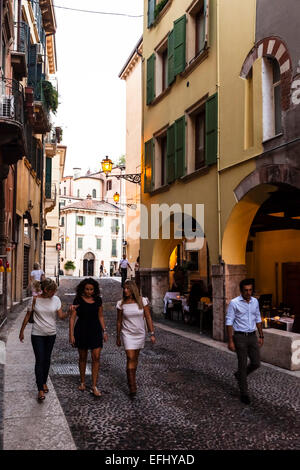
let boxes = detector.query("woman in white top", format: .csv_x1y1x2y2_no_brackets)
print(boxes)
116,280,155,397
19,278,69,401
29,263,45,296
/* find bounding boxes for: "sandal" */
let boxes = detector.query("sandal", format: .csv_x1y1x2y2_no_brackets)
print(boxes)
78,383,86,391
90,386,101,397
38,392,45,402
43,385,49,393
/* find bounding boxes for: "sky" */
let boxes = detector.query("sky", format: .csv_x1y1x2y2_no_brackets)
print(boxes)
53,0,143,176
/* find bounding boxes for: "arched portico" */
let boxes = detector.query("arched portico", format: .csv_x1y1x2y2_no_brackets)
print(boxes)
213,167,300,340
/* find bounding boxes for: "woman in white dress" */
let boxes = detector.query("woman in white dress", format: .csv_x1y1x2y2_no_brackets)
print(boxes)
116,280,155,397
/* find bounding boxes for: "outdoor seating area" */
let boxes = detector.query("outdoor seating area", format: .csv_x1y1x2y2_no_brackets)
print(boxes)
163,291,213,334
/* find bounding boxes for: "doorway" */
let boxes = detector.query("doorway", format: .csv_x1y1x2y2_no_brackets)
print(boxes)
83,252,95,276
282,262,300,317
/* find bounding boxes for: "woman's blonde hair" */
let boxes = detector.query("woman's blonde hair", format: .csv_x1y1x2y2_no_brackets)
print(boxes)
41,278,57,293
122,280,143,309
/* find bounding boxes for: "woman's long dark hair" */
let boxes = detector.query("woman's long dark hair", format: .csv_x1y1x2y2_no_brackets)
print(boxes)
75,278,101,301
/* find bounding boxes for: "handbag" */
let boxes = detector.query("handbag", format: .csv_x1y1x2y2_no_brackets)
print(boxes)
28,297,37,324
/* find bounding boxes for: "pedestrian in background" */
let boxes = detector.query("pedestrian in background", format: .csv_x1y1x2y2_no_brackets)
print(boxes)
226,278,264,405
119,254,132,287
19,278,69,402
99,260,104,278
69,278,108,397
116,280,155,397
29,262,45,295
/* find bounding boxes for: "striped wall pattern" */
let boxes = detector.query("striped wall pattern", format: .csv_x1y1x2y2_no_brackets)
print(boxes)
240,37,292,111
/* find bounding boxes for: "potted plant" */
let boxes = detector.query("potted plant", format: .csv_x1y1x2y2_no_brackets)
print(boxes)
154,0,169,19
42,80,59,114
64,260,76,276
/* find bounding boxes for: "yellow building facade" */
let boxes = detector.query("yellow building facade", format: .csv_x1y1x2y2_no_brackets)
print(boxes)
141,0,300,341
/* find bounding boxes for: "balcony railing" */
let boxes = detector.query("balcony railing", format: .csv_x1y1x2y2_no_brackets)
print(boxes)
45,182,57,202
13,22,30,56
0,77,24,126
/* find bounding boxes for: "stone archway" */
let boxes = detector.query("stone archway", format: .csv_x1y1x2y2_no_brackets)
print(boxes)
240,36,293,111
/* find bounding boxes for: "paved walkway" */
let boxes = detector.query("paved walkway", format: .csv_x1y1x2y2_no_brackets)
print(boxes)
3,311,76,450
1,278,300,450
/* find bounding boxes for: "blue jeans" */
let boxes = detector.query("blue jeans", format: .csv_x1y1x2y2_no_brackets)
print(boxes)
31,335,56,391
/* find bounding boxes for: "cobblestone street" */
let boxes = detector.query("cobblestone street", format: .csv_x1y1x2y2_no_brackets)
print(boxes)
47,278,300,451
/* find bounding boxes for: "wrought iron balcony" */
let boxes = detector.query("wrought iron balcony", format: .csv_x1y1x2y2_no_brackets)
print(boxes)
11,22,30,79
0,77,26,165
45,182,57,214
33,81,51,134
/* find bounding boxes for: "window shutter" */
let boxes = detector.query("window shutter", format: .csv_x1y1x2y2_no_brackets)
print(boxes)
83,216,86,225
97,239,101,250
28,44,38,88
174,15,186,76
147,54,156,105
167,29,175,86
147,0,156,28
144,138,154,193
205,93,218,166
175,116,186,178
166,124,175,184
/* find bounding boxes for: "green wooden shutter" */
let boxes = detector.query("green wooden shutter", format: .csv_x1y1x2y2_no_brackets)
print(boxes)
45,157,52,198
175,116,186,178
166,124,175,183
174,15,186,76
78,238,83,249
167,29,175,86
205,93,218,165
83,216,86,225
147,0,156,27
144,138,154,193
28,44,38,88
147,54,156,105
97,239,101,250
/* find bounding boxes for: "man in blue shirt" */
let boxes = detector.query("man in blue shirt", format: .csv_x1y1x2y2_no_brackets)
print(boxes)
226,279,264,405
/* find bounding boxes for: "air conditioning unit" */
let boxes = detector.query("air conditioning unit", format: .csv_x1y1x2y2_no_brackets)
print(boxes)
0,95,15,118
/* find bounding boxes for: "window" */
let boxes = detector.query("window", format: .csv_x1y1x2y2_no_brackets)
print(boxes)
64,187,66,196
112,239,117,257
96,238,102,250
78,237,83,249
195,110,205,170
60,216,65,227
76,216,85,226
59,188,61,195
187,0,209,64
111,219,119,233
61,238,64,250
262,57,282,141
92,189,97,198
77,189,80,197
95,217,104,227
106,180,112,191
155,38,168,96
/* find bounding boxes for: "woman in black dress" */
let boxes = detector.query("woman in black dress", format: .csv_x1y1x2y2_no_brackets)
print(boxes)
69,278,108,396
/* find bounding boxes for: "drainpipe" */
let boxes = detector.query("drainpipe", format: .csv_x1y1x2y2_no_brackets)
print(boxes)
17,0,22,51
216,0,222,261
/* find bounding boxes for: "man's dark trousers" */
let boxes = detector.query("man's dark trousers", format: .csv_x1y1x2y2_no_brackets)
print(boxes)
121,268,127,287
233,333,260,395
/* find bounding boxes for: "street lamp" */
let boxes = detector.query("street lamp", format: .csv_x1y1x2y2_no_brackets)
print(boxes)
113,191,137,209
101,156,141,185
101,156,113,176
113,192,120,203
